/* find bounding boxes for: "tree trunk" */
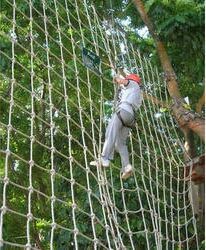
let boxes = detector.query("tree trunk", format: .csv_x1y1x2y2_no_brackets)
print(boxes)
196,90,205,113
171,98,205,142
133,0,205,142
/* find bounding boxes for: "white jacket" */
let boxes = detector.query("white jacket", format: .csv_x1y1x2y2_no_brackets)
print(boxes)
116,80,143,114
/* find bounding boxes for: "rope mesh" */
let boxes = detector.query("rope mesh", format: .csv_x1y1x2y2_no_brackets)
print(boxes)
0,1,200,249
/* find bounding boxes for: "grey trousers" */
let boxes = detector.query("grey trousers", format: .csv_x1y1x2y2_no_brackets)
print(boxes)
102,109,134,168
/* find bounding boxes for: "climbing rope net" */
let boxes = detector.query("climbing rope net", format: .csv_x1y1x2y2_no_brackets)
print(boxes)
0,0,201,249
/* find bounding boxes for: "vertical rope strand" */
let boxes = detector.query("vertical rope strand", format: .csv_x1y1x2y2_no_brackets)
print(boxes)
0,0,16,247
26,1,35,248
41,1,56,248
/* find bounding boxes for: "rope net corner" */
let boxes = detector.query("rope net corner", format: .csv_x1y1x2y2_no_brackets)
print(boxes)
0,0,202,249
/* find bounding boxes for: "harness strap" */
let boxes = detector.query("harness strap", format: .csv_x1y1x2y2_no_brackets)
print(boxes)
117,101,137,117
116,111,134,129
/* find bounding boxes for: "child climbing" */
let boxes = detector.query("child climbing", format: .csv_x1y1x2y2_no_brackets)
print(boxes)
90,73,143,179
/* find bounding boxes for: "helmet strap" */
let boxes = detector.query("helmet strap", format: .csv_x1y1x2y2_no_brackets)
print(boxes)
125,80,130,86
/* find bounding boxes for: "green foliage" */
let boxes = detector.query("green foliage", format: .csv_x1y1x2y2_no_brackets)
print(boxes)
148,0,204,106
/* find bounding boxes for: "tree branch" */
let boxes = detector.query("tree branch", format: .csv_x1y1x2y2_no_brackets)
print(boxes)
143,92,167,107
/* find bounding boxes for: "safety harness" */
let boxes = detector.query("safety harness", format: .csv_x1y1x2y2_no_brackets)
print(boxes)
116,103,137,129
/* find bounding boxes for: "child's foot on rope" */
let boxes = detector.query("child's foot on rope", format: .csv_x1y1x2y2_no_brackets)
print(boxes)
90,158,110,167
121,164,133,179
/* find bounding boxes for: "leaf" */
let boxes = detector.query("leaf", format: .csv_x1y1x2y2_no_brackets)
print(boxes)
160,107,168,113
36,219,50,229
67,28,73,36
175,15,186,23
145,0,157,11
183,103,192,110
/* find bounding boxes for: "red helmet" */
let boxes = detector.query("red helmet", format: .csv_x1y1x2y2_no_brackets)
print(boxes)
125,74,141,84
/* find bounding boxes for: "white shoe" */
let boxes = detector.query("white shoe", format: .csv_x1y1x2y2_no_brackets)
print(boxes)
121,164,133,179
90,158,110,167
